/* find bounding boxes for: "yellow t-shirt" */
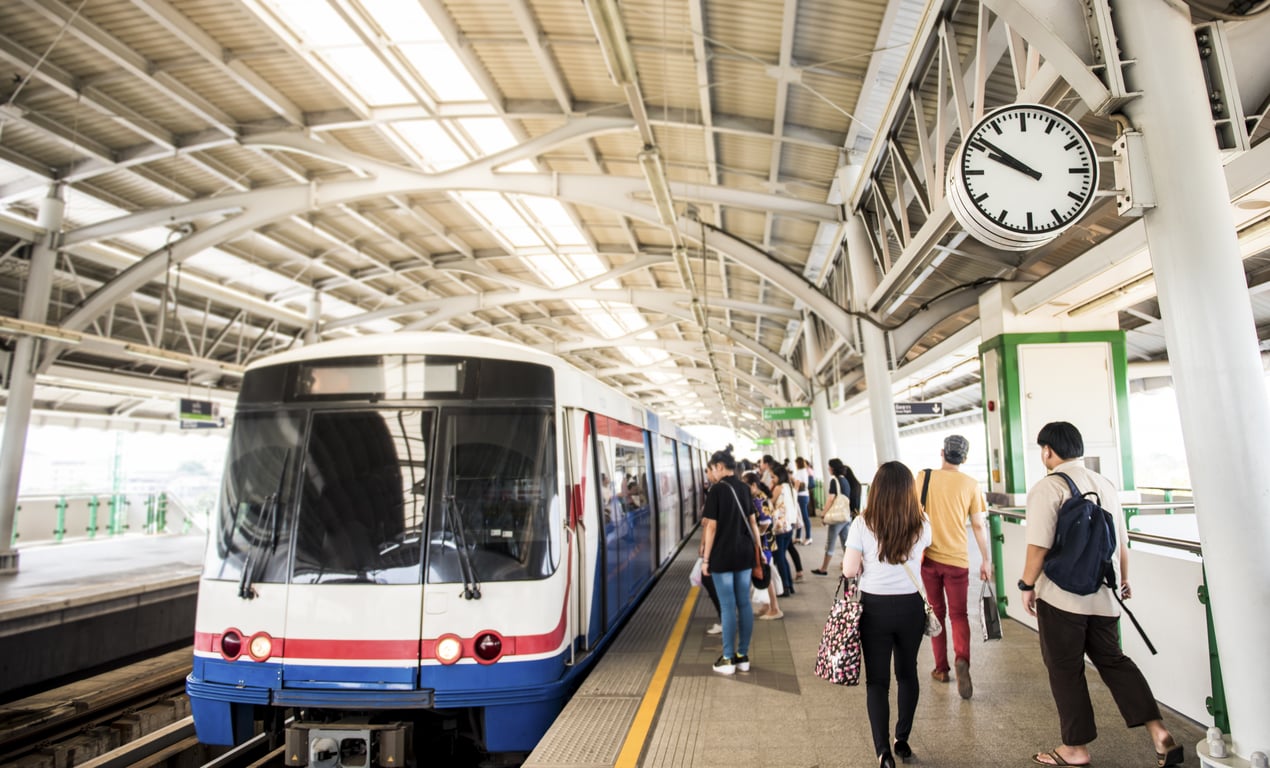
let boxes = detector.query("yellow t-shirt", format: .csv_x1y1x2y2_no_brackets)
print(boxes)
917,468,985,568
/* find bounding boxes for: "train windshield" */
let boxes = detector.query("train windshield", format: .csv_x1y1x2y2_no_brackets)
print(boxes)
206,411,303,584
427,407,558,585
205,354,560,587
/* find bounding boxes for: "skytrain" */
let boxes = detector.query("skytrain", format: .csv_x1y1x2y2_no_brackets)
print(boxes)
185,332,705,766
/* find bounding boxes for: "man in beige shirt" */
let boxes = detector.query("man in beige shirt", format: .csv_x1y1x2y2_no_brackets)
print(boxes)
1019,421,1182,768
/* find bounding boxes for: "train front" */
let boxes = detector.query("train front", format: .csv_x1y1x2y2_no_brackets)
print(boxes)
187,349,569,765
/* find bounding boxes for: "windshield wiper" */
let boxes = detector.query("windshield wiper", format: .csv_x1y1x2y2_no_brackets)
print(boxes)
238,450,289,600
444,495,481,600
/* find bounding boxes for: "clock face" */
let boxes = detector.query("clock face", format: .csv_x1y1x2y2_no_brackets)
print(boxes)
952,104,1098,240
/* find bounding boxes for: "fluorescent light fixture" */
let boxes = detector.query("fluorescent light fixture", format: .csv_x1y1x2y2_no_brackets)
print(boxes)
0,317,84,343
638,149,677,226
583,0,638,86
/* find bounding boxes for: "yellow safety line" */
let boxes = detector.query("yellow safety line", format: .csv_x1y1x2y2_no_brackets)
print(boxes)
614,584,699,768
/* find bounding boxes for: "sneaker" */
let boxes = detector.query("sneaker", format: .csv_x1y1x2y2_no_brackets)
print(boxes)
706,622,722,635
956,658,973,699
735,654,750,672
712,655,736,675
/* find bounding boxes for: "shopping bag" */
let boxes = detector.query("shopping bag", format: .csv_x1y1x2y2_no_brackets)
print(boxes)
981,581,1003,640
689,557,703,587
814,577,863,685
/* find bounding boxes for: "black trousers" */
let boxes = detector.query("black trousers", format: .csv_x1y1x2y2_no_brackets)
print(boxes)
1036,599,1163,746
701,573,720,615
860,591,925,756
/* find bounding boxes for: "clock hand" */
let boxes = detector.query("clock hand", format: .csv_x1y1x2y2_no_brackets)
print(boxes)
972,138,1043,181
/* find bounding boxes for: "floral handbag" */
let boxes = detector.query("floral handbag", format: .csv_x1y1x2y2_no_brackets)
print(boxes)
813,576,863,686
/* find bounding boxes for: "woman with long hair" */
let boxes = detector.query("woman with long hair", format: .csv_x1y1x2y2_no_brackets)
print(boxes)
842,461,932,768
768,462,802,598
743,472,783,619
700,448,764,675
812,459,862,575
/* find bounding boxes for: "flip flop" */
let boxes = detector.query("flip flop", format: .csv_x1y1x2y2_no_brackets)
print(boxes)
1157,744,1183,768
1032,749,1091,766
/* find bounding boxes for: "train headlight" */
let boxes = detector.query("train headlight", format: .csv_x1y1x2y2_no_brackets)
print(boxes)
473,632,503,664
248,632,273,661
220,628,243,661
436,634,463,665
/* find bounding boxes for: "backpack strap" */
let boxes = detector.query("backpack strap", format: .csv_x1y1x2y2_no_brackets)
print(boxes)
1052,471,1100,504
920,469,932,507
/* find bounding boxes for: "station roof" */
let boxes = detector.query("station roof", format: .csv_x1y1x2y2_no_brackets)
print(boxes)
0,0,1267,435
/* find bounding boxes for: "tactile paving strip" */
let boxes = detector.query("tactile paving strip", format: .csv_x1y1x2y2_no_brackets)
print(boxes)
522,695,641,766
639,675,708,768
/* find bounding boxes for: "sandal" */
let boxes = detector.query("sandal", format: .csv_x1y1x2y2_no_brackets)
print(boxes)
810,569,828,575
1032,749,1091,766
1156,744,1183,768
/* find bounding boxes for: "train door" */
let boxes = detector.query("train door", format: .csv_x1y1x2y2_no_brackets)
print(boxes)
654,435,681,564
281,408,434,689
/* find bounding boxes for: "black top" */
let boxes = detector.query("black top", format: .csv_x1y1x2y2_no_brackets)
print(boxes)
703,475,757,572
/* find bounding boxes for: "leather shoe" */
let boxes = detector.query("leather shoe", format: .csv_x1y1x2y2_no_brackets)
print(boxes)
930,669,950,683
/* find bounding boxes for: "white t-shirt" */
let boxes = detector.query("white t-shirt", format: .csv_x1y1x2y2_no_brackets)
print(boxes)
847,518,932,595
794,467,810,498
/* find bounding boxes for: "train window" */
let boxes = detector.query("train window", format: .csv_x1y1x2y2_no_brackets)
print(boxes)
291,409,433,585
426,407,557,584
206,411,304,584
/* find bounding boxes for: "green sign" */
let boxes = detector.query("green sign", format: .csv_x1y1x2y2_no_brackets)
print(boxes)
762,406,810,421
755,437,775,446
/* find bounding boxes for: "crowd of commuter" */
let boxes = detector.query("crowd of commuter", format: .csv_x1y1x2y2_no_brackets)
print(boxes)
697,424,1183,768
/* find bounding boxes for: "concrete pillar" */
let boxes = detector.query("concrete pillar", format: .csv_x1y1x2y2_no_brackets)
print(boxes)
305,290,321,344
0,185,64,574
1116,0,1270,754
811,387,837,471
841,166,901,462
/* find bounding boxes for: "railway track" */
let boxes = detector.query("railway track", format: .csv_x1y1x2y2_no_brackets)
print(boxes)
0,647,196,767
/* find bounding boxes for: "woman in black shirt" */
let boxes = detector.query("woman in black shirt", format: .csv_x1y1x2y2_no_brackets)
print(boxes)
700,448,763,675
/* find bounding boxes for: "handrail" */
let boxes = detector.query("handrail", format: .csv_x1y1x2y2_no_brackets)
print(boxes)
988,507,1202,556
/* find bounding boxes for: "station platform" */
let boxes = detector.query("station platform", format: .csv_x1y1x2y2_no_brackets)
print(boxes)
526,531,1206,768
0,534,206,697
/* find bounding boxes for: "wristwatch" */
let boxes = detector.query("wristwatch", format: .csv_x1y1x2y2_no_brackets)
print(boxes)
1017,578,1035,592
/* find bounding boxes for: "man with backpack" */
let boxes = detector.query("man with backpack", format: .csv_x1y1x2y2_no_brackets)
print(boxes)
1018,422,1182,768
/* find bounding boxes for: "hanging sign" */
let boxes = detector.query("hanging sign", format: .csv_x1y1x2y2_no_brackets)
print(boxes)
894,401,943,416
755,437,775,446
179,398,225,429
762,406,811,421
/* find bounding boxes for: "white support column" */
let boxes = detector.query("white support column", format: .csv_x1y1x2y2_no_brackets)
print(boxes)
1115,0,1270,755
842,166,901,463
0,185,64,574
305,289,322,344
811,387,837,472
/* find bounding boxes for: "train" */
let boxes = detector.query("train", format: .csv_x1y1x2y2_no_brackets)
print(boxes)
185,332,706,766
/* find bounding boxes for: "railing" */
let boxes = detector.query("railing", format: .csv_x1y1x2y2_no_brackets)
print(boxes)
988,503,1225,732
9,492,208,546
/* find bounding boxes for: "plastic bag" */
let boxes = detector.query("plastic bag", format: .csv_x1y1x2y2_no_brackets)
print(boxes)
690,557,703,587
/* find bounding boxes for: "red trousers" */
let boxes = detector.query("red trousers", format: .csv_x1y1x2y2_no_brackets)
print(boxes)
920,558,970,672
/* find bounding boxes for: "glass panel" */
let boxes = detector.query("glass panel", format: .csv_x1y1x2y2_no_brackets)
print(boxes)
292,410,433,585
427,408,557,583
205,411,304,583
656,435,680,561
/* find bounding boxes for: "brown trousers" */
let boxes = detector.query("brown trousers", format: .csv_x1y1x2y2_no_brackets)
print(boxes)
1036,599,1163,746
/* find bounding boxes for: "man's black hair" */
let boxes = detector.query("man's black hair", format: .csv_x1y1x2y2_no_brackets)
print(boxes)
1037,421,1084,460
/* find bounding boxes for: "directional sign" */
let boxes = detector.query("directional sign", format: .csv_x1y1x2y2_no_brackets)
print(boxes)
755,437,775,446
776,428,795,438
179,398,225,428
762,406,811,421
894,401,943,416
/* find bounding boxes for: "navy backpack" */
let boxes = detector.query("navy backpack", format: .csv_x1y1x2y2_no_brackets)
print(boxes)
1042,472,1116,596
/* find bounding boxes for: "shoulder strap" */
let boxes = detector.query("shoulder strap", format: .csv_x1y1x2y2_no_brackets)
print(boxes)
1052,471,1100,504
920,469,932,506
723,481,758,547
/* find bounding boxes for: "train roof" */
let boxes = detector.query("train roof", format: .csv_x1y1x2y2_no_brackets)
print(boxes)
244,332,563,372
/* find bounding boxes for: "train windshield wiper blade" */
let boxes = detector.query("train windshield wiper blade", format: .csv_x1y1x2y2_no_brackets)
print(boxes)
444,496,481,600
238,450,289,600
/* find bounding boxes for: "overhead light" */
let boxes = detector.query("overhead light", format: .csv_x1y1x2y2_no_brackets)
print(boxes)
0,317,84,344
583,0,637,86
638,148,677,227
